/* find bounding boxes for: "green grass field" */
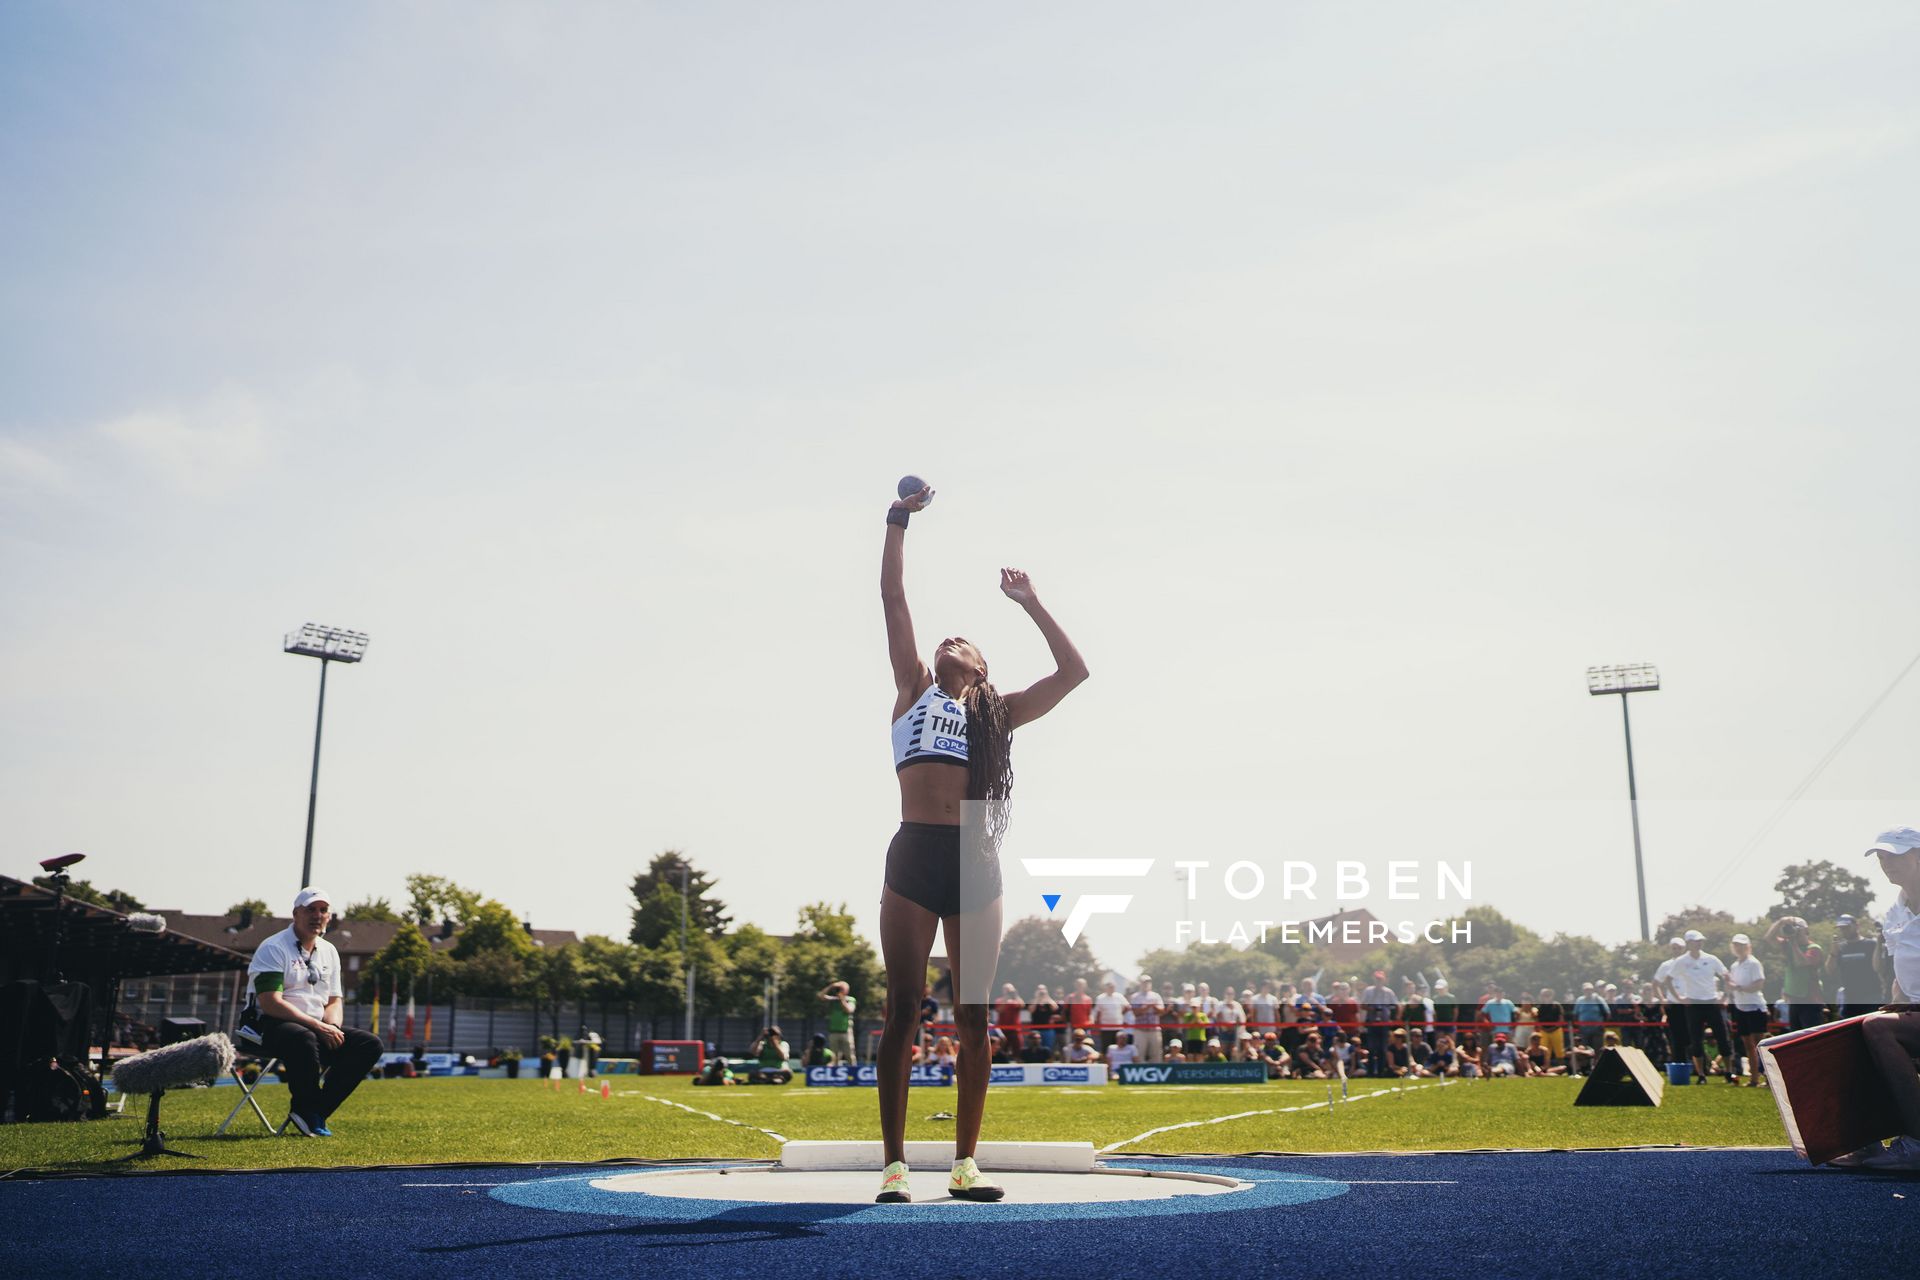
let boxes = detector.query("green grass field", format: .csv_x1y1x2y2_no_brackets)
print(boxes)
0,1075,1790,1175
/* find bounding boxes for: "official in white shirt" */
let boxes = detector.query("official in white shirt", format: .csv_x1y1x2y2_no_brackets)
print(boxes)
1854,827,1920,1169
1725,934,1767,1086
246,887,384,1136
1651,937,1691,1070
1668,929,1735,1084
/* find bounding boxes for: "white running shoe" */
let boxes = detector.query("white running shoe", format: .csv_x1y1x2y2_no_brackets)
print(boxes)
948,1155,1005,1201
1862,1136,1920,1171
875,1160,911,1203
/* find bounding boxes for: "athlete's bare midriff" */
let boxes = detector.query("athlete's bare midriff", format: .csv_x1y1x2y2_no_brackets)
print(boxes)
898,760,967,825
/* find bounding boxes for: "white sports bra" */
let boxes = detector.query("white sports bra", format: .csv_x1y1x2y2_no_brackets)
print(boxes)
892,684,969,770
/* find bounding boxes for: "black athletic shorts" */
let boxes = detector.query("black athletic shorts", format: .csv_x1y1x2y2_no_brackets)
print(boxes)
1732,1007,1770,1036
885,821,1002,918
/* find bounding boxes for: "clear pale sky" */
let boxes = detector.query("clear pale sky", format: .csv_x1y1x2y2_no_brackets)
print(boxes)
4,3,1916,971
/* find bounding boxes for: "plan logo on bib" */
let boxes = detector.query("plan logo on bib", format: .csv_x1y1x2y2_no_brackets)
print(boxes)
1020,857,1155,945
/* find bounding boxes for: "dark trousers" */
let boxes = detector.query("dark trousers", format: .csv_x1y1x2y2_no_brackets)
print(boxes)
1364,1026,1390,1076
1681,1004,1733,1078
1786,1002,1827,1033
259,1018,383,1121
1663,1005,1689,1062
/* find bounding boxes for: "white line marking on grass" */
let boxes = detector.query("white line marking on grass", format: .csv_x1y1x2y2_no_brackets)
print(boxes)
1098,1081,1453,1155
639,1093,788,1146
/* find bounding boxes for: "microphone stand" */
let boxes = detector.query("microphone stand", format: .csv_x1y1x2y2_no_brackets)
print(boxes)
114,1092,199,1162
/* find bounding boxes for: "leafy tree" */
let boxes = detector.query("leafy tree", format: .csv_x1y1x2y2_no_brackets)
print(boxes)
630,881,692,952
629,851,730,944
362,922,434,999
1655,906,1738,947
451,899,536,962
576,935,642,1005
33,876,145,913
225,898,270,920
405,874,481,927
630,940,700,1015
1769,860,1876,925
994,916,1103,1000
780,903,882,1019
532,944,583,1038
442,899,536,1000
1135,941,1291,996
717,923,785,1018
1448,904,1532,956
624,883,731,1012
454,946,530,1001
342,897,403,923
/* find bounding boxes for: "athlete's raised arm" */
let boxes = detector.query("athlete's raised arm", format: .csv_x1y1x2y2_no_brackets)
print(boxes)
882,486,934,714
997,568,1089,730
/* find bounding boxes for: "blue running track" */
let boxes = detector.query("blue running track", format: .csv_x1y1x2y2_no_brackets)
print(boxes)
4,1150,1915,1277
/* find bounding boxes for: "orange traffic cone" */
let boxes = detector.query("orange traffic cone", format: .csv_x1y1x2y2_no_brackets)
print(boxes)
577,1077,586,1094
600,1080,611,1099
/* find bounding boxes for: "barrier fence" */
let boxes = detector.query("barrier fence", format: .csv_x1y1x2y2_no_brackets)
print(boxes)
862,1012,1786,1066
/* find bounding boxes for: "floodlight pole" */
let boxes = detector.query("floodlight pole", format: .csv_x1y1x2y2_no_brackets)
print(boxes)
1588,664,1658,944
284,624,369,892
683,879,696,1043
301,658,329,890
1618,693,1651,945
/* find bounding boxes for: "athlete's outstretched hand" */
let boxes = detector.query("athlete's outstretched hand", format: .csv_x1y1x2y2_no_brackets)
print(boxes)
1000,567,1036,605
892,484,934,512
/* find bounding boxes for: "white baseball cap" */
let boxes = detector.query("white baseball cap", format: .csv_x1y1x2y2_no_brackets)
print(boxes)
1683,929,1705,942
1865,826,1920,857
1667,937,1685,948
1731,933,1751,945
293,887,332,910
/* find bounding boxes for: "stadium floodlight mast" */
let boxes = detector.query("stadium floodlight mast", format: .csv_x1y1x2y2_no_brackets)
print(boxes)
284,624,371,890
1586,663,1659,943
668,858,695,1041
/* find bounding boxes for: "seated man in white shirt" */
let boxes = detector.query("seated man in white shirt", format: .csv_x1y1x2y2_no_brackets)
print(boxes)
246,887,384,1136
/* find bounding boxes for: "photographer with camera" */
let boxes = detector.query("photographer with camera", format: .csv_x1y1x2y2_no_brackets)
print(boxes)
1764,914,1829,1032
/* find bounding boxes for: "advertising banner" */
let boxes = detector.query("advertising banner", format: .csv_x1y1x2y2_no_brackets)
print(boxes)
988,1063,1109,1086
805,1064,954,1087
1117,1062,1267,1085
639,1040,704,1074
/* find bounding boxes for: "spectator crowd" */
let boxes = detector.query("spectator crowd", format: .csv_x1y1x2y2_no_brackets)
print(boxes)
888,908,1898,1085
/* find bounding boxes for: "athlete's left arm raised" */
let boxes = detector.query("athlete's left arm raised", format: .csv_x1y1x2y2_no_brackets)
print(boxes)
997,568,1089,730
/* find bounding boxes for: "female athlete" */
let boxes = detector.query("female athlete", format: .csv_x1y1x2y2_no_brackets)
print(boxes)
875,482,1089,1203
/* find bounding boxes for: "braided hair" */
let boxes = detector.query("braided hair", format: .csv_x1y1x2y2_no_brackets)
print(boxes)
963,676,1014,853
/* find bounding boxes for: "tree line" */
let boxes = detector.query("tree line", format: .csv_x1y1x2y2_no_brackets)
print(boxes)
352,853,882,1037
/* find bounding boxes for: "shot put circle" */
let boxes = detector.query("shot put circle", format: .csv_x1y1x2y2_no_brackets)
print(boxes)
490,1159,1349,1225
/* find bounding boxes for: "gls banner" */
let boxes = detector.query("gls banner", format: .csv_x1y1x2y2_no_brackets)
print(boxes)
1117,1062,1267,1085
805,1064,954,1087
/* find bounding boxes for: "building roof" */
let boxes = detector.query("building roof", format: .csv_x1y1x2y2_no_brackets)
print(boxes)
0,875,250,984
153,912,582,960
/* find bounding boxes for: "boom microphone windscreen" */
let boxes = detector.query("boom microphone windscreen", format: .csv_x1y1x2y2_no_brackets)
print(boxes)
111,1032,235,1096
126,912,167,934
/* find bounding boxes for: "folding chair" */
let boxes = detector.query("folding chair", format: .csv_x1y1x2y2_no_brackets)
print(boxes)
216,1055,286,1135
